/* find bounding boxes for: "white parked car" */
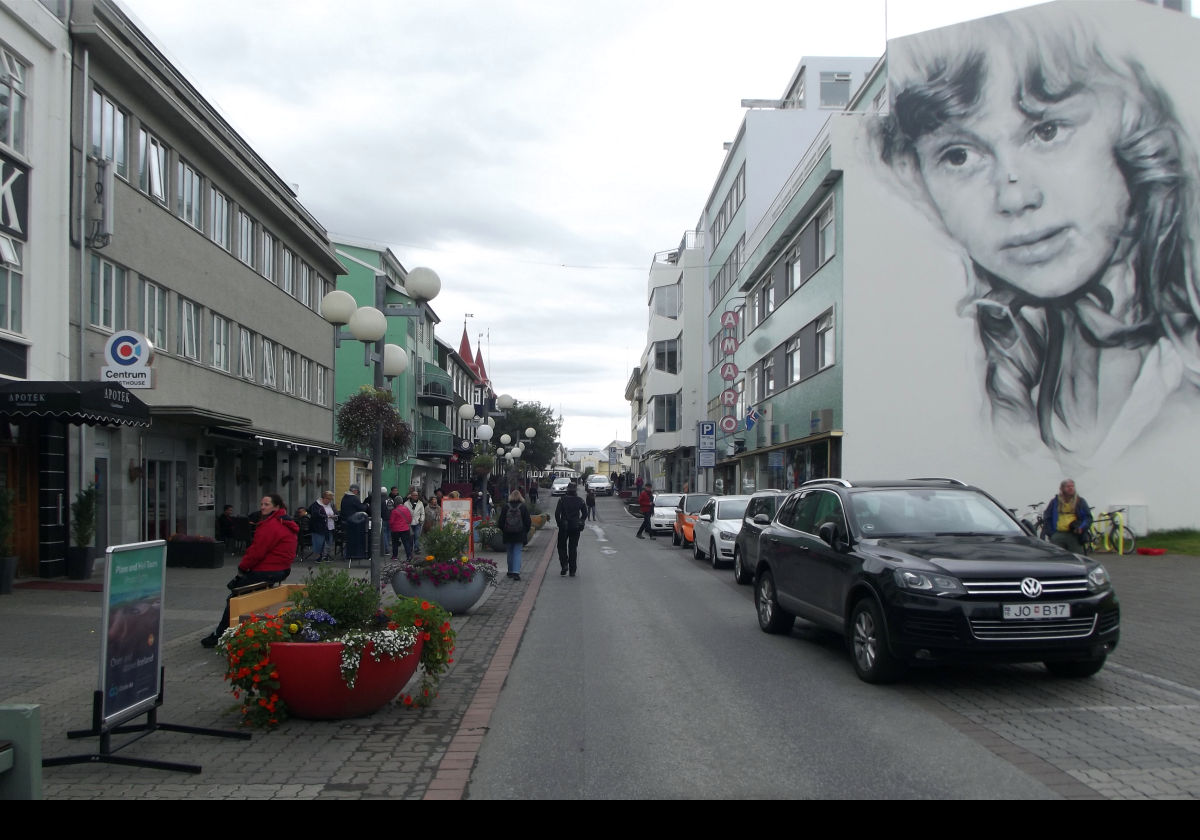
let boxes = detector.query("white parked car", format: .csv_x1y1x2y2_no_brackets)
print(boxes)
649,493,682,534
586,474,614,496
692,495,752,568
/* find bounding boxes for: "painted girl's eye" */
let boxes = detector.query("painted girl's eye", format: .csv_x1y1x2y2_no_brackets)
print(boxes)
940,147,969,167
1033,122,1060,142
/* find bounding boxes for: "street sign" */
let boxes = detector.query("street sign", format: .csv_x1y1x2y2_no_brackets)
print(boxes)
698,450,715,468
698,421,716,451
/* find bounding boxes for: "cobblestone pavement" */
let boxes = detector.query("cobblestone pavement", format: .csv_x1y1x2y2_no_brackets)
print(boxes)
1,529,1197,799
0,532,556,800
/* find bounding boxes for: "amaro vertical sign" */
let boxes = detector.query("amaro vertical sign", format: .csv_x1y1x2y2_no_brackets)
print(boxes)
102,331,154,388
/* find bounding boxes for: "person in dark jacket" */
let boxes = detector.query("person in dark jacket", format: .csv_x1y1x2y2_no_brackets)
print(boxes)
201,494,298,647
585,487,597,520
307,490,337,561
498,490,533,581
635,483,655,539
554,483,588,577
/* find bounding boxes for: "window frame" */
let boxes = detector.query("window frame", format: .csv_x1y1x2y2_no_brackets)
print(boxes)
237,211,255,267
138,127,168,203
0,240,22,333
89,255,127,330
238,327,255,381
209,186,231,251
178,297,201,361
175,159,203,229
211,313,230,372
261,337,277,388
141,279,168,350
260,229,275,283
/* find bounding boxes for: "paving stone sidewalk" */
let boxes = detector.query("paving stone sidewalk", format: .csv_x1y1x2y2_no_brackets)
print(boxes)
0,531,555,800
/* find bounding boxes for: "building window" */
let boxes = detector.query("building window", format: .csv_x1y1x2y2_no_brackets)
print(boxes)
747,289,759,331
0,241,21,332
210,187,231,250
653,337,679,374
786,335,802,384
237,212,254,267
788,199,836,293
280,248,294,295
176,160,203,229
141,280,168,349
281,348,295,394
179,298,201,361
89,255,126,329
816,310,835,370
818,204,835,265
315,365,326,406
297,262,311,307
90,88,128,178
762,355,776,396
212,314,230,372
650,392,679,433
0,49,26,154
820,71,852,109
299,357,311,400
260,230,275,282
261,338,277,388
650,281,681,320
749,365,760,404
138,128,168,202
238,327,254,380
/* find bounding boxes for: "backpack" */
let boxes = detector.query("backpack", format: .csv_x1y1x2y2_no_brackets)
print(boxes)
502,504,524,534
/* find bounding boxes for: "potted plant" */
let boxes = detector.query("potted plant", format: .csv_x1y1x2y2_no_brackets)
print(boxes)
67,484,98,580
0,489,15,595
336,385,412,459
477,519,504,551
212,565,455,727
470,453,494,475
166,533,225,568
384,521,499,613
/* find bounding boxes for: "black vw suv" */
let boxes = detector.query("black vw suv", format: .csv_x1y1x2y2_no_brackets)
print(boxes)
753,479,1120,683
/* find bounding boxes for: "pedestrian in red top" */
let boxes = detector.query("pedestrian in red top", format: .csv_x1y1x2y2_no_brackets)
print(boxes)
201,494,298,648
636,483,655,539
389,499,414,561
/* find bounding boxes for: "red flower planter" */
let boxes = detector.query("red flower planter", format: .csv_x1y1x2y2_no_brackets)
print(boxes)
269,638,423,720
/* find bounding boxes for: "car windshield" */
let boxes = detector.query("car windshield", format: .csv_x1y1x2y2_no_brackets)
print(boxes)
716,500,748,520
683,495,710,514
655,494,682,508
553,479,569,487
850,488,1023,538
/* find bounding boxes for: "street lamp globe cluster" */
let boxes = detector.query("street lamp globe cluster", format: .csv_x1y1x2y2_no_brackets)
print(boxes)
320,268,440,588
458,395,537,488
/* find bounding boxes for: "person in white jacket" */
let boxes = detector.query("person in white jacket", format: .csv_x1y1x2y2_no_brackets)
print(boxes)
404,488,426,556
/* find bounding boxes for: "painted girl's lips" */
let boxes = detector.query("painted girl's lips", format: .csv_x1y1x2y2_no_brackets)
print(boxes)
1000,226,1071,264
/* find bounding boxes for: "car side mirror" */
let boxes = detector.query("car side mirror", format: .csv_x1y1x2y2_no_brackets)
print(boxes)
753,514,770,525
818,520,849,551
699,514,712,522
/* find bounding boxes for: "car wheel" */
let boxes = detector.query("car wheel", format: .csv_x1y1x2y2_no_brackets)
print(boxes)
709,540,721,569
849,598,905,684
1044,657,1106,678
694,540,704,560
672,529,681,546
733,549,752,585
755,570,794,634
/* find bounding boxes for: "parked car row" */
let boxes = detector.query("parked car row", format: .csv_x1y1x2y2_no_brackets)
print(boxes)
649,478,1121,686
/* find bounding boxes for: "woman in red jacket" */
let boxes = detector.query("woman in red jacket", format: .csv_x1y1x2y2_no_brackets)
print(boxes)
201,494,298,648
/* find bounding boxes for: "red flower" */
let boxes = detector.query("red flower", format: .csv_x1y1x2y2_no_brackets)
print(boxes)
421,601,431,610
413,618,423,627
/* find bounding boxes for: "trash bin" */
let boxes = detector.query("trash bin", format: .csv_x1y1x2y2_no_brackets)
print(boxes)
344,511,369,560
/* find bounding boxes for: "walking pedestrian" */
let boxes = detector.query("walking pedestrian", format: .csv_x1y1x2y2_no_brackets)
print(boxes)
307,490,337,561
498,490,532,581
635,482,655,539
201,494,297,648
554,483,588,577
389,497,414,561
404,488,426,556
585,487,597,520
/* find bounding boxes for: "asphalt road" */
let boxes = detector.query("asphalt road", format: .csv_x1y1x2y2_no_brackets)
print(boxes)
468,498,1059,799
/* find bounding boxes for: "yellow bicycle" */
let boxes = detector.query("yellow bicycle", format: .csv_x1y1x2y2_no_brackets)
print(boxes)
1087,508,1136,555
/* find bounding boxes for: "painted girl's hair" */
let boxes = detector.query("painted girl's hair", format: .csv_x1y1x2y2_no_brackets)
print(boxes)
877,9,1200,455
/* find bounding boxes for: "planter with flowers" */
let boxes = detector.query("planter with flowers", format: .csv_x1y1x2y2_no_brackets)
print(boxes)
214,565,455,727
384,521,499,613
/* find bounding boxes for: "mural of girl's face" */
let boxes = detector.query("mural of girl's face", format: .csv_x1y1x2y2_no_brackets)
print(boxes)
913,53,1131,299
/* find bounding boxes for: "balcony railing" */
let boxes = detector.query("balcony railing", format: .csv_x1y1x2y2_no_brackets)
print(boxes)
417,361,455,404
416,416,453,457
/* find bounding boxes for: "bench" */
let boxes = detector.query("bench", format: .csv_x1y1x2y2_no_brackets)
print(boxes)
227,583,307,628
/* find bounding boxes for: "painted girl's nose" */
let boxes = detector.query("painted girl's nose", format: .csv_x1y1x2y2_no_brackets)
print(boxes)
995,169,1043,215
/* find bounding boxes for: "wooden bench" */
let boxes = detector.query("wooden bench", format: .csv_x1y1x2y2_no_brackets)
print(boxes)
227,583,307,628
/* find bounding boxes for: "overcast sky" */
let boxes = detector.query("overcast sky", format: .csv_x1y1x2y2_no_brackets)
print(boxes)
118,0,1066,447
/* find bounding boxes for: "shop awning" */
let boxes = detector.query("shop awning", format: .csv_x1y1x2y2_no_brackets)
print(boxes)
0,380,151,428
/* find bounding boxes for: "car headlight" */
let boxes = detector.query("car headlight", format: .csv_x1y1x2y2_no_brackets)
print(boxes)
719,530,736,541
893,569,966,596
1087,564,1110,592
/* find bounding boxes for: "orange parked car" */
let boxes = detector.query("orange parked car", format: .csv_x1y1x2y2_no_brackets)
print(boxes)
672,493,712,547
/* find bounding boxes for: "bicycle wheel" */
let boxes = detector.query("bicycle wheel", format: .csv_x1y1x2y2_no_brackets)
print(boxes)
1115,525,1136,555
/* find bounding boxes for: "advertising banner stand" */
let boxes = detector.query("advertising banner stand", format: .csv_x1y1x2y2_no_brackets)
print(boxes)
42,541,249,774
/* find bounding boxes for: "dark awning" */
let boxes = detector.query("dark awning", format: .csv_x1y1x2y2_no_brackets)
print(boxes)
0,380,152,428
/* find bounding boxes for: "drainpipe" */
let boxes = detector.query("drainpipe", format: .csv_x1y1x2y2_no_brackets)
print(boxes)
77,46,90,499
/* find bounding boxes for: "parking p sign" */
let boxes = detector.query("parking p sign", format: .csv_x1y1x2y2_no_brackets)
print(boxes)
698,421,716,452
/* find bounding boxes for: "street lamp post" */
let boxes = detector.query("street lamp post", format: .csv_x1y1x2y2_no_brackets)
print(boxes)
321,268,440,589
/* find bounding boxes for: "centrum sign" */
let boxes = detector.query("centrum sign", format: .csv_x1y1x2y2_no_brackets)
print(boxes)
102,331,154,388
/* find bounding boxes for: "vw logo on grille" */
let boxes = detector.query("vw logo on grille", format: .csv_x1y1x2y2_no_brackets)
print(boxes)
1020,577,1043,598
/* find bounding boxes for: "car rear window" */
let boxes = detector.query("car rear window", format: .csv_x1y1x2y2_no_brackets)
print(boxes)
717,500,748,520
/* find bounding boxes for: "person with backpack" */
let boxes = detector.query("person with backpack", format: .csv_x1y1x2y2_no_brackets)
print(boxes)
554,482,589,577
497,489,532,581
